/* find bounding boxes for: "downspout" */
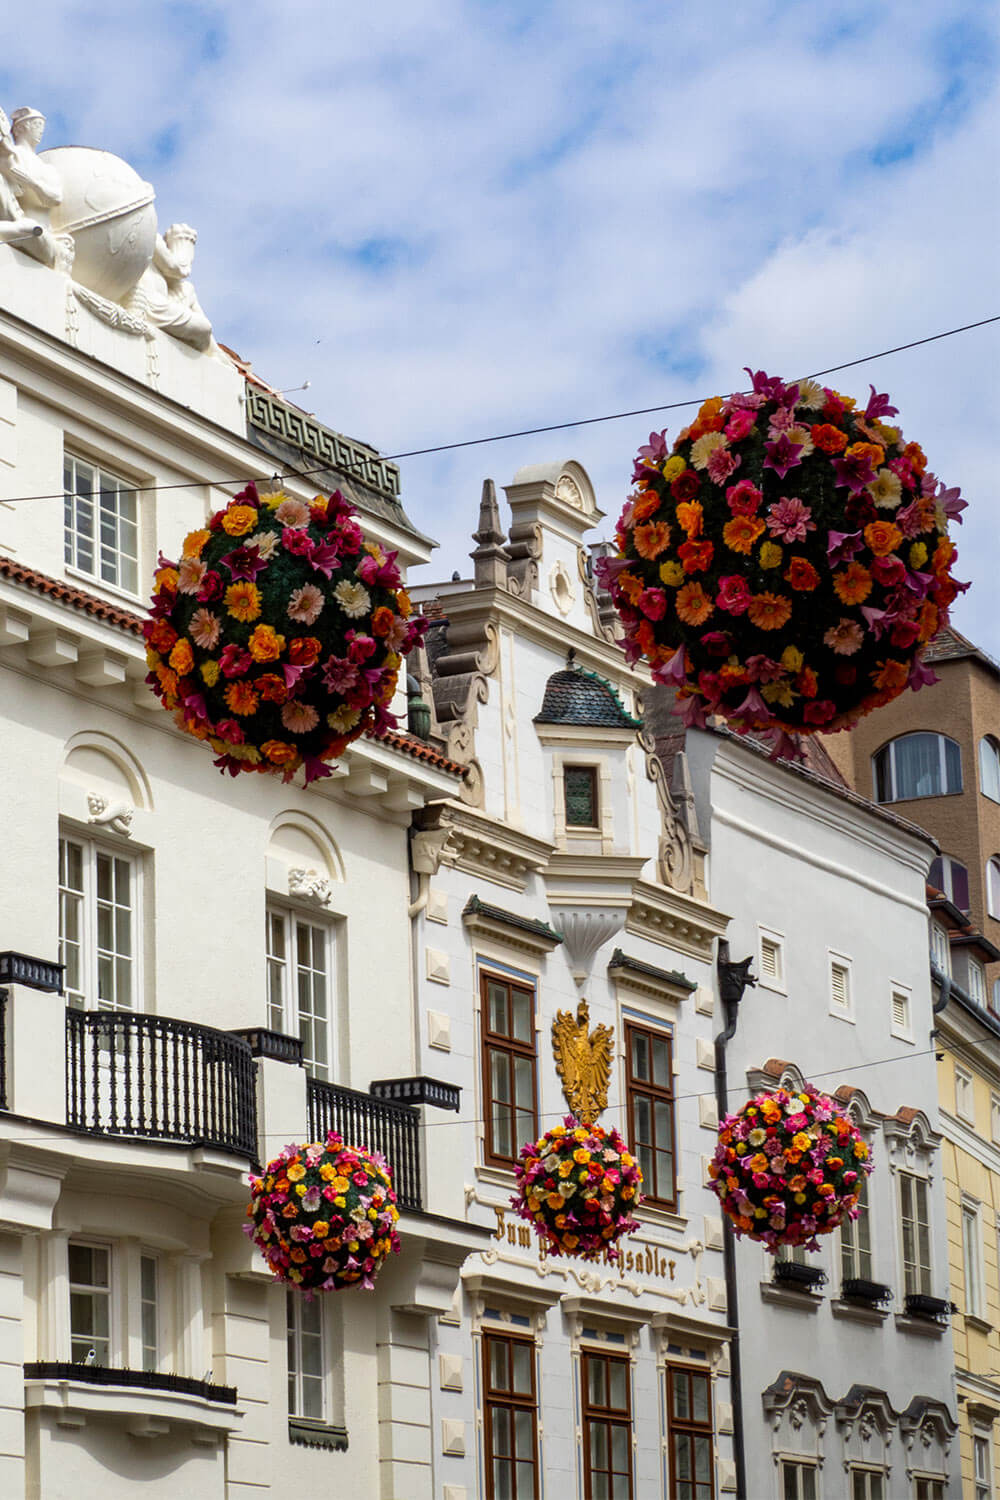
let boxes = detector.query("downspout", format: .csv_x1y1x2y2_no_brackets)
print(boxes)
714,938,756,1500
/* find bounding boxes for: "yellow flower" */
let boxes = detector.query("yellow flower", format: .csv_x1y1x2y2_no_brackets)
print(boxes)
332,1176,350,1191
758,541,783,569
780,644,804,673
909,542,928,569
221,504,259,537
659,560,684,587
661,455,686,482
333,1196,346,1209
558,1161,573,1178
295,1183,307,1197
573,1149,591,1164
286,1163,306,1182
319,1164,337,1181
225,581,262,622
182,529,211,560
260,490,289,509
200,660,220,687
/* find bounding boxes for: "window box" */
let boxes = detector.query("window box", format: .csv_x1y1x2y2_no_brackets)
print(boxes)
903,1293,954,1324
773,1261,826,1290
842,1278,893,1308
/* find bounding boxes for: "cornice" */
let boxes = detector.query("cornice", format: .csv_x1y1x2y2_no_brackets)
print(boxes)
608,949,696,1005
462,896,564,957
626,878,729,962
440,804,555,892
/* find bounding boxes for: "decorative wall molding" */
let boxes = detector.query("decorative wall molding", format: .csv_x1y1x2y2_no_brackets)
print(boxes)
244,387,401,501
86,792,133,837
287,867,332,906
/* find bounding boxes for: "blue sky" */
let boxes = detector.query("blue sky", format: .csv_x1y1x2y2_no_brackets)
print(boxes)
2,0,998,646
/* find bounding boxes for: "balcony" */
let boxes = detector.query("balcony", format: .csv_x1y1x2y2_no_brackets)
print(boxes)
66,1010,257,1159
307,1078,421,1212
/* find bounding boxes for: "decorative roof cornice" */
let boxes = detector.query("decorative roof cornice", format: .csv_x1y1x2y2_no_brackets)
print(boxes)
244,386,400,502
439,804,555,892
462,895,564,956
607,948,696,1004
626,878,728,963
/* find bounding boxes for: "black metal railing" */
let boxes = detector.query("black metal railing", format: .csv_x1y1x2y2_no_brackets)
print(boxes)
0,988,7,1111
904,1292,954,1324
24,1362,237,1404
307,1078,421,1212
842,1277,894,1308
66,1010,257,1158
773,1260,827,1290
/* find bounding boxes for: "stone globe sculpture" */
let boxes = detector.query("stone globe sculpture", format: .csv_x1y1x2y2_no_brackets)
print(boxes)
41,146,156,303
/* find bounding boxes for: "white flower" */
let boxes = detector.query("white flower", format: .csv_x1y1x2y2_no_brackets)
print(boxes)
333,581,371,619
793,378,825,411
327,704,362,734
868,468,902,509
690,431,726,470
558,1180,577,1198
785,424,814,457
248,530,280,561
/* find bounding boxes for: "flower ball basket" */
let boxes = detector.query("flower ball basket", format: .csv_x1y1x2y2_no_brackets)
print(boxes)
145,484,428,782
707,1085,873,1253
597,372,967,752
245,1132,401,1292
511,1117,642,1262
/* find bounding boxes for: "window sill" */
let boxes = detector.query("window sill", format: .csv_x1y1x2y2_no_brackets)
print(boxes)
830,1298,890,1326
635,1202,688,1234
893,1313,946,1338
288,1417,348,1451
475,1162,517,1196
963,1313,993,1335
24,1369,242,1437
759,1282,822,1312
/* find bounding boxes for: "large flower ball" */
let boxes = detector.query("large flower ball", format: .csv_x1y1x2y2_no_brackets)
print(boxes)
145,484,428,782
511,1117,642,1261
245,1133,401,1292
597,372,968,750
707,1085,873,1252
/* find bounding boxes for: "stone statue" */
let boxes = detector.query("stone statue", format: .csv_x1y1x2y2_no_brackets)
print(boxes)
0,107,74,271
128,222,213,350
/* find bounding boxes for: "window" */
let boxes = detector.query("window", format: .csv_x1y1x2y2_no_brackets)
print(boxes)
667,1365,714,1500
483,1332,538,1500
64,454,139,595
980,738,1000,803
913,1481,944,1500
850,1471,885,1500
968,960,987,1007
582,1351,632,1500
955,1065,975,1124
928,854,970,910
874,733,961,803
988,857,1000,920
929,923,951,977
564,765,599,829
840,1167,873,1283
481,972,537,1169
287,1292,325,1420
963,1204,984,1320
266,907,331,1079
891,987,912,1040
58,835,137,1011
69,1241,111,1365
758,929,784,990
899,1172,932,1296
780,1461,818,1500
974,1430,993,1500
829,955,852,1018
991,1092,1000,1145
140,1254,159,1372
625,1021,676,1210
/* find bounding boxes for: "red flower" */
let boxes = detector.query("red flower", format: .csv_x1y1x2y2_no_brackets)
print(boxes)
678,539,715,574
671,471,701,502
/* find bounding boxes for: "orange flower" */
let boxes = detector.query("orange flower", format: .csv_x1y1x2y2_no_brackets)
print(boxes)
225,581,262,621
833,562,873,605
688,396,726,440
262,739,299,766
932,536,955,576
902,441,927,474
224,681,260,716
288,636,322,667
810,422,848,454
371,606,395,637
677,539,714,574
863,520,903,558
872,658,908,694
221,504,259,537
917,601,940,642
636,620,657,656
618,571,643,605
149,619,178,654
631,490,661,523
846,440,885,469
784,556,820,592
723,515,765,554
395,588,413,618
181,528,212,559
747,593,792,630
675,581,713,625
634,521,672,560
675,500,703,538
168,638,194,675
796,666,818,698
248,624,285,662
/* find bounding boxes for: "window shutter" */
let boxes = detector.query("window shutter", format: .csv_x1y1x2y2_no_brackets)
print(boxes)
831,962,850,1010
760,937,780,981
891,991,909,1031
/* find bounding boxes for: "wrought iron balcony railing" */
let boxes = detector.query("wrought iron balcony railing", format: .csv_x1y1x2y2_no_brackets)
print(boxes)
66,1010,257,1158
307,1077,421,1213
773,1259,827,1290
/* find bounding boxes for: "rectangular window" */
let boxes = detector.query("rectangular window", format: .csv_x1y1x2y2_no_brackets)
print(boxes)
758,930,784,990
929,923,951,977
899,1172,932,1297
58,836,136,1011
968,960,987,1006
287,1292,325,1420
829,956,852,1017
68,1241,111,1366
64,454,139,595
582,1350,632,1500
963,1204,984,1320
991,1092,1000,1145
483,1331,538,1500
974,1432,993,1500
139,1253,158,1372
891,987,911,1039
840,1167,873,1283
850,1472,885,1500
955,1065,975,1124
667,1365,714,1500
913,1480,945,1500
564,765,599,828
481,972,537,1169
266,907,331,1079
625,1021,676,1210
780,1461,818,1500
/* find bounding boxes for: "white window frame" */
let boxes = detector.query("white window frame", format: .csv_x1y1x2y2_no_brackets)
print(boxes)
980,737,1000,804
138,1251,160,1373
266,903,333,1080
991,1091,1000,1145
928,853,970,910
757,926,786,995
828,951,853,1022
898,1171,933,1298
63,451,140,598
962,1200,985,1322
840,1158,874,1285
873,733,961,803
780,1458,819,1499
58,832,140,1012
988,857,1000,921
287,1290,327,1421
68,1239,114,1367
929,922,951,978
890,983,913,1043
975,1426,995,1500
954,1064,975,1125
968,958,988,1007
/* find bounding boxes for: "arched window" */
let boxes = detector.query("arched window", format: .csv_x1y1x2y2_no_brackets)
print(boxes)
873,733,961,803
928,855,970,911
979,737,1000,802
987,857,1000,920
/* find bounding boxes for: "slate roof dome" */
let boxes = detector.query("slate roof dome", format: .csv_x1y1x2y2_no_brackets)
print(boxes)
534,665,641,729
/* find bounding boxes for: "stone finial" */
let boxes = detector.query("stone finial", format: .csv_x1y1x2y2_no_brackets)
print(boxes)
470,478,509,588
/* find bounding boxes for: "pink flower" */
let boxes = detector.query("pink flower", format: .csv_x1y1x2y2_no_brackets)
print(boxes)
716,575,752,615
287,584,325,624
823,619,863,655
189,608,221,649
275,499,311,529
707,445,740,484
346,633,377,663
177,558,207,595
638,587,667,620
765,496,815,543
282,527,315,556
219,644,252,678
726,479,763,515
281,700,320,734
725,409,756,442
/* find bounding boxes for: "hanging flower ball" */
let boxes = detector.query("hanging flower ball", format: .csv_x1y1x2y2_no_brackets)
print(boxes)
511,1117,642,1261
245,1132,401,1292
145,484,428,782
597,372,968,754
707,1085,873,1252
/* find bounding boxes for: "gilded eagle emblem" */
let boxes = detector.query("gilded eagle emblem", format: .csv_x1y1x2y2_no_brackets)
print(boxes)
552,1000,613,1123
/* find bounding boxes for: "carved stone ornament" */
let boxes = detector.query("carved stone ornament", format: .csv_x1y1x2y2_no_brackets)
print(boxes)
86,792,133,837
551,999,613,1123
288,868,332,906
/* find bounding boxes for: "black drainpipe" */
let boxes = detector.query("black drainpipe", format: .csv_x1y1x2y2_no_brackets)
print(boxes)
714,938,756,1500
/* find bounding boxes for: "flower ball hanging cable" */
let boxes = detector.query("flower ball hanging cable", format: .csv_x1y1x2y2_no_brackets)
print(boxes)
145,483,429,782
596,372,968,756
511,1117,643,1261
707,1085,873,1252
246,1133,401,1293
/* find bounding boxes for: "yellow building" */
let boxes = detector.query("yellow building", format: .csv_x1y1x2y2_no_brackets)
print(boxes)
932,898,1000,1498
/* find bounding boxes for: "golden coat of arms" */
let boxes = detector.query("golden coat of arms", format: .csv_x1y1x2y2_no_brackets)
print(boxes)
551,1000,613,1123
